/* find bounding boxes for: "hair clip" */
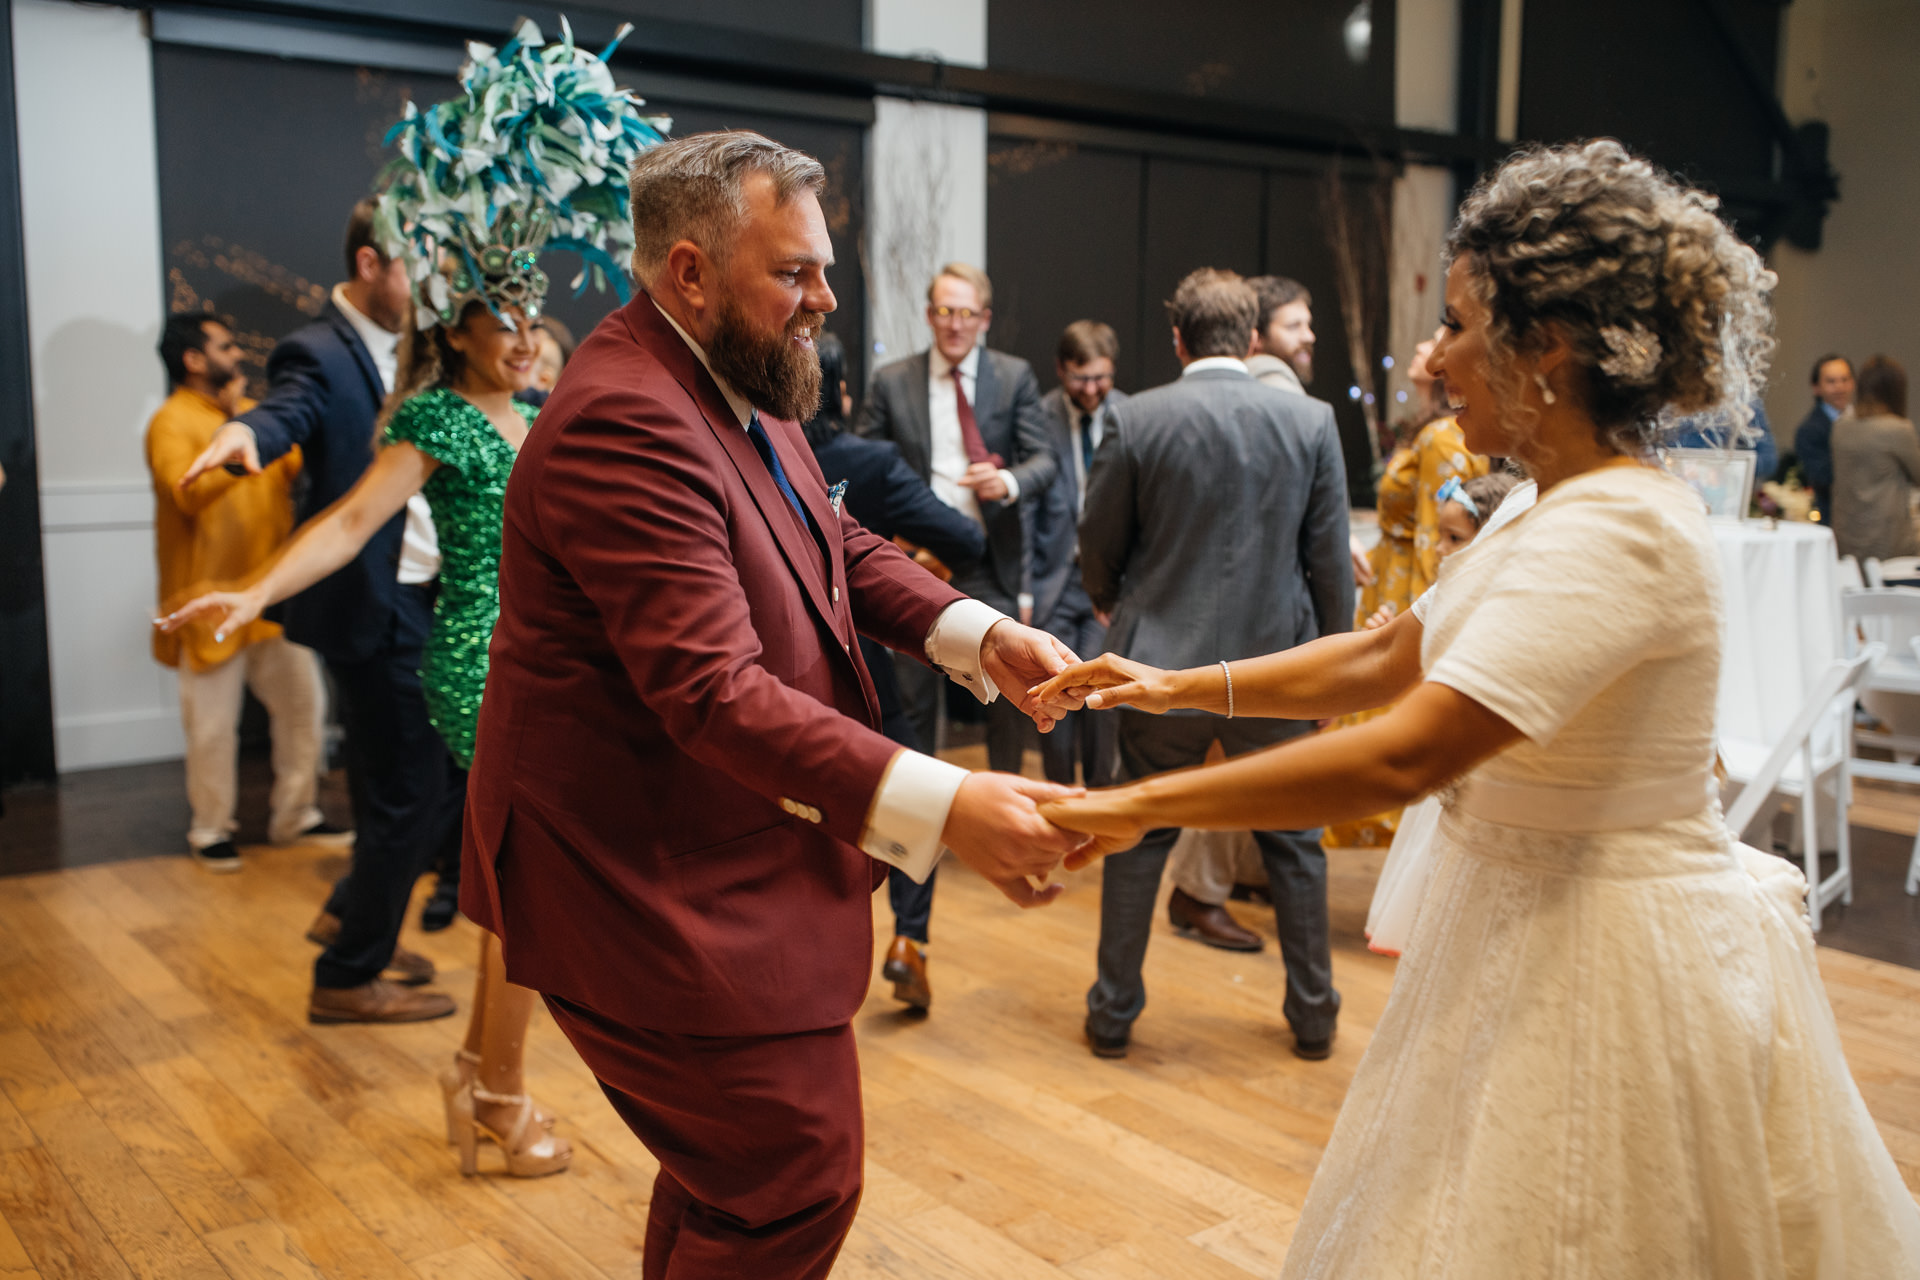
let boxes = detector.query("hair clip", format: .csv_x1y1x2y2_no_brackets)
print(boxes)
1436,475,1478,521
1598,323,1662,384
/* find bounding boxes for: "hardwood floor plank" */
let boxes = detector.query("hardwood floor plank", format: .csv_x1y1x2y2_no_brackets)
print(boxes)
0,1033,81,1119
0,1147,133,1280
69,1069,263,1236
199,1221,322,1280
406,1241,522,1280
23,1101,226,1280
0,1092,32,1155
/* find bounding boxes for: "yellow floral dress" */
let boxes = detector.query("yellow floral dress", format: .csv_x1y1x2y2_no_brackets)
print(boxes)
1323,416,1487,848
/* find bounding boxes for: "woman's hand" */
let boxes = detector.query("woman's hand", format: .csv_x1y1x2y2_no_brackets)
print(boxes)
156,586,268,644
1028,653,1178,714
1038,793,1148,871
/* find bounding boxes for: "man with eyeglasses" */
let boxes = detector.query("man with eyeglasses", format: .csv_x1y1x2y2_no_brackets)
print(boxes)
1029,320,1127,794
856,262,1058,1008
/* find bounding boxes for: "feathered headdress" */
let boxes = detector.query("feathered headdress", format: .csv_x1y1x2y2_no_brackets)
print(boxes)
372,17,669,331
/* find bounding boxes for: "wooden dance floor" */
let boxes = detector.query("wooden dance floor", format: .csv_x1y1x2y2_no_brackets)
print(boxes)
1,785,1918,1277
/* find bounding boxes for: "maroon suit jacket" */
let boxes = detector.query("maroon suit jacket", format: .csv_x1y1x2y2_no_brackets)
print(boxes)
463,292,966,1037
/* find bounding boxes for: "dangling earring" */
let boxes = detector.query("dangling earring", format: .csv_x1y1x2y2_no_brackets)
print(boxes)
1534,372,1557,405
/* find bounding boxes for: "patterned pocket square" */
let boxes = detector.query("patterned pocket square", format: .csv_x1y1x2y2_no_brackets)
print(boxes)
827,480,848,517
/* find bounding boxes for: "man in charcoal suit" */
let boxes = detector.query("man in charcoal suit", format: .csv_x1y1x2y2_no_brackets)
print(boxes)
1078,268,1354,1062
1029,320,1128,791
855,263,1057,774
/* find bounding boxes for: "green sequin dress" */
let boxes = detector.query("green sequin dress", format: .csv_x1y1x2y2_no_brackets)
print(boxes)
383,386,534,769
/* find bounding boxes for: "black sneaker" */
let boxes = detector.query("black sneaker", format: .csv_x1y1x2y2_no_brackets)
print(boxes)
191,840,242,873
420,879,459,932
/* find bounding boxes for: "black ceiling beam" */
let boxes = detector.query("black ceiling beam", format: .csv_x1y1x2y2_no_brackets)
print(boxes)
143,0,1501,169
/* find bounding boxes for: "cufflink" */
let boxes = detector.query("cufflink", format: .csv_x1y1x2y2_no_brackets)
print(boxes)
888,841,907,858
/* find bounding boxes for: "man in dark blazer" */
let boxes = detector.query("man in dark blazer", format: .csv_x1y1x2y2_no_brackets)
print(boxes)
1795,352,1855,522
854,263,1056,775
805,330,984,1010
173,199,457,1024
467,132,1085,1278
1079,269,1354,1063
1030,320,1127,792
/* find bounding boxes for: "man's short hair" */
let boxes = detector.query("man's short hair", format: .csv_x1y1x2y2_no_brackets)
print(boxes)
928,262,992,310
1249,275,1310,328
157,312,223,387
627,131,827,280
1166,269,1259,360
344,197,385,279
1811,352,1853,385
1057,320,1118,367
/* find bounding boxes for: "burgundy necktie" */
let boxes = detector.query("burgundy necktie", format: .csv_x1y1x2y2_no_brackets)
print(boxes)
951,367,1002,467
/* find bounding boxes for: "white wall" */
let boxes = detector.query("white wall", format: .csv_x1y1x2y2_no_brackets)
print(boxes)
1766,0,1920,444
14,0,179,770
1389,0,1460,407
863,0,987,371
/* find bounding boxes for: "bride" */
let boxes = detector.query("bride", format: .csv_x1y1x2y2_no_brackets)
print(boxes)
1034,140,1920,1276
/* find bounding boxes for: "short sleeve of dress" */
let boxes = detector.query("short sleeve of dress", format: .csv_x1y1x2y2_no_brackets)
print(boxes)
1425,483,1701,744
383,390,473,475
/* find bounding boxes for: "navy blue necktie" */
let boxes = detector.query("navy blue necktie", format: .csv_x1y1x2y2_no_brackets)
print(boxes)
1079,411,1097,481
746,412,825,559
747,412,808,523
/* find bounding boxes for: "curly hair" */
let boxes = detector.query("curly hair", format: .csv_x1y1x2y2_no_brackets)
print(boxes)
1446,139,1776,456
373,306,479,442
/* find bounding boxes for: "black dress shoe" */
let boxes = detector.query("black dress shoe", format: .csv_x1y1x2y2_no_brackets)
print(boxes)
190,840,242,874
1085,1017,1129,1060
420,879,459,932
1292,1033,1335,1061
1167,887,1265,952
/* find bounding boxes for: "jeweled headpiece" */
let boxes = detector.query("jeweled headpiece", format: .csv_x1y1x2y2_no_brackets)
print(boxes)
372,17,668,331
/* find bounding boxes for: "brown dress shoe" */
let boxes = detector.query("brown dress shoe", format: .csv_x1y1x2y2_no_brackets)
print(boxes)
305,910,434,985
1167,887,1265,952
309,978,455,1024
881,936,931,1010
305,909,341,948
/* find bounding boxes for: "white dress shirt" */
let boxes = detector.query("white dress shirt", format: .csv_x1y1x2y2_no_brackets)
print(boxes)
927,344,1020,526
659,305,1010,881
330,285,441,584
1183,355,1250,377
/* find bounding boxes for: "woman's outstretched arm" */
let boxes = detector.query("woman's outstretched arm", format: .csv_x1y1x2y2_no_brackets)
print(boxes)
157,441,437,641
1030,604,1427,721
1039,681,1522,866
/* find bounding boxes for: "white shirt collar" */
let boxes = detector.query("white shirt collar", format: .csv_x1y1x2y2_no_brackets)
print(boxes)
1183,356,1249,377
331,284,399,385
930,344,980,381
654,296,754,429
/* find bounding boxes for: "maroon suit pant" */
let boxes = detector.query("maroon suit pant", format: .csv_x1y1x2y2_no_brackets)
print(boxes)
545,994,864,1279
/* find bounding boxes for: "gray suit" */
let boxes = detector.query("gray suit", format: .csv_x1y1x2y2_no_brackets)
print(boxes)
1079,364,1353,1047
856,347,1057,769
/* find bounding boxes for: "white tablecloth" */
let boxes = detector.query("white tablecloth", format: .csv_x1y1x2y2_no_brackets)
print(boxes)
1712,518,1841,751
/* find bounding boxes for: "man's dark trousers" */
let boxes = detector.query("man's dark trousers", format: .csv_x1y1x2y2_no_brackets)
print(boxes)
1037,575,1112,787
1087,712,1339,1044
314,581,464,988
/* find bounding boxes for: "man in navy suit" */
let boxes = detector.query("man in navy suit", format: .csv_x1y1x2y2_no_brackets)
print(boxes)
806,331,984,1010
855,264,1056,775
176,200,459,1024
1029,321,1127,793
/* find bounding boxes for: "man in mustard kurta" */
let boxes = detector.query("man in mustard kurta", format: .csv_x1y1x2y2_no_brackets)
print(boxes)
147,314,336,870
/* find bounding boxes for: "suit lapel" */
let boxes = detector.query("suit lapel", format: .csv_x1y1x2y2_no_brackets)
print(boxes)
972,349,1001,455
905,352,934,474
325,306,387,406
626,296,840,633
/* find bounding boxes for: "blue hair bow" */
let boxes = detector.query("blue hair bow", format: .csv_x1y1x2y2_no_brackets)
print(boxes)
1436,475,1478,521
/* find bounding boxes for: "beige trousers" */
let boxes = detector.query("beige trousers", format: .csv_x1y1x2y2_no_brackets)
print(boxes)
1168,829,1265,905
176,635,326,849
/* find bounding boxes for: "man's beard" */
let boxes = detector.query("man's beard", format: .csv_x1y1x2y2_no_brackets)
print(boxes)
1291,348,1314,385
707,297,825,423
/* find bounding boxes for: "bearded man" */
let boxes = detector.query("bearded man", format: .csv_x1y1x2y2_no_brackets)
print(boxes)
463,131,1087,1278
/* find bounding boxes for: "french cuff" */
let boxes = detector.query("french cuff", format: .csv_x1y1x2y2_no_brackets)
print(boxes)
861,749,967,883
997,468,1020,502
925,596,1008,705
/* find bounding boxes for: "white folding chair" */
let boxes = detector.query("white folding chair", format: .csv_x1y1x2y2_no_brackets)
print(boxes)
1907,636,1920,897
1877,554,1920,585
1838,555,1865,591
1722,643,1883,932
1843,589,1920,760
1863,557,1886,588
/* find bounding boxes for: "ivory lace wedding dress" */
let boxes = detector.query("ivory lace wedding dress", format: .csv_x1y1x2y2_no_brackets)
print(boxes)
1283,465,1920,1278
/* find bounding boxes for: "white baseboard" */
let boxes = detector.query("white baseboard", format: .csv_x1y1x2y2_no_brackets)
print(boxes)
56,706,185,771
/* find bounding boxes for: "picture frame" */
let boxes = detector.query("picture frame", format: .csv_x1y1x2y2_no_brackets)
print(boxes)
1665,447,1755,521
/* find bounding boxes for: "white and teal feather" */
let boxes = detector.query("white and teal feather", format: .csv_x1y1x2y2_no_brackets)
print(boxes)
373,16,668,330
